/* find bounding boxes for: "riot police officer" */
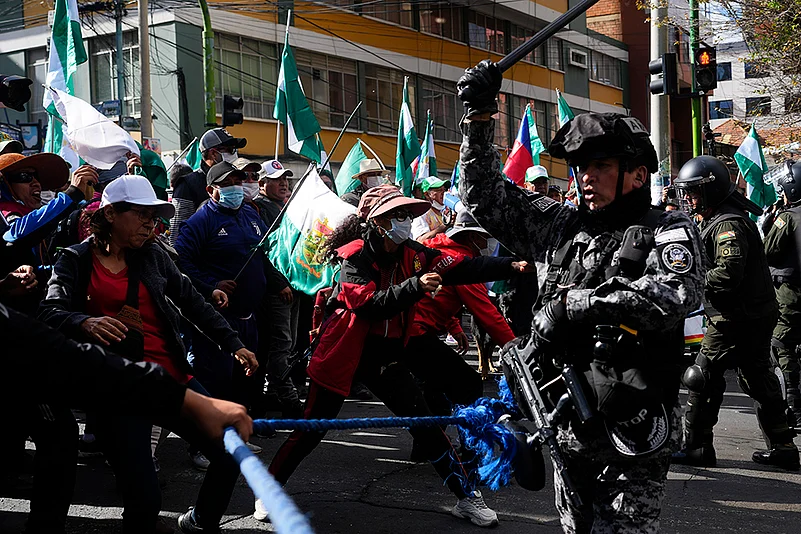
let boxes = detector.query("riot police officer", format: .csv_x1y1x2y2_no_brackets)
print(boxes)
764,160,801,429
672,155,799,470
457,60,705,534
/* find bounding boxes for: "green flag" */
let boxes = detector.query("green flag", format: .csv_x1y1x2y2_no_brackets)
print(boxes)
556,88,574,127
395,77,420,197
43,0,87,170
414,110,437,184
335,140,368,196
734,125,776,221
184,138,203,171
274,29,322,163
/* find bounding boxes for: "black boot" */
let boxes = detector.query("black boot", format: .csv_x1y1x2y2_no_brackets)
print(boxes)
752,445,800,471
672,445,717,467
786,389,801,429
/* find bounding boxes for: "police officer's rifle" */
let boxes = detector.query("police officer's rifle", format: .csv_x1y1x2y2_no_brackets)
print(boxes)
501,338,592,509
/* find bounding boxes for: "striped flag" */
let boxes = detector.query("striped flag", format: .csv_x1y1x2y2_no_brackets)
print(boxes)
43,0,87,170
274,28,322,163
335,140,368,196
735,124,776,221
413,110,437,185
395,77,420,197
503,103,545,185
556,89,575,127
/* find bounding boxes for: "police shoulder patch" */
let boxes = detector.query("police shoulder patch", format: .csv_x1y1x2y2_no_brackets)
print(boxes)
717,230,736,243
531,195,558,213
661,242,693,274
775,216,787,229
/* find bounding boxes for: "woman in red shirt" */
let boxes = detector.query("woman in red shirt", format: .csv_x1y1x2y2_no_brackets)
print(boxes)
40,175,258,534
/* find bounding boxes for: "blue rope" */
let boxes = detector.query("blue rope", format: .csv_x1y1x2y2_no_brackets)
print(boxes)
223,428,314,534
253,415,469,434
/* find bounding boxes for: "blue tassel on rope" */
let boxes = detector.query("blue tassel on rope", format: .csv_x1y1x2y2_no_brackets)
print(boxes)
497,375,520,414
454,397,518,491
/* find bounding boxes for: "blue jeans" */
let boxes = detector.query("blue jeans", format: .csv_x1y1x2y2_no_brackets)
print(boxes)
96,379,241,533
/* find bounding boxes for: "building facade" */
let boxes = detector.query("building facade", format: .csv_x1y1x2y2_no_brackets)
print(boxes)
0,0,628,182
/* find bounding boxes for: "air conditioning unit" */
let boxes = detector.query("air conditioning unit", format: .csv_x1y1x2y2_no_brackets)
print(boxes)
569,49,588,69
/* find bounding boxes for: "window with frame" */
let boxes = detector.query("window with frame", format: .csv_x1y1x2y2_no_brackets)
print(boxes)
90,32,140,116
213,34,277,120
26,48,48,124
364,64,415,134
717,62,732,81
361,1,414,27
746,96,771,117
590,52,622,87
467,11,505,54
420,78,461,142
510,95,554,149
549,39,564,71
510,24,546,66
295,50,358,128
744,62,767,79
709,100,734,120
420,2,464,42
495,93,509,148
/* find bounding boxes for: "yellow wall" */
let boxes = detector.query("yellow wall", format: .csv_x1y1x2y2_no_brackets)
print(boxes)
588,81,623,107
24,0,50,28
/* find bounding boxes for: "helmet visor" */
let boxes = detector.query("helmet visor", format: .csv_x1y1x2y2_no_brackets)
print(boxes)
674,184,706,215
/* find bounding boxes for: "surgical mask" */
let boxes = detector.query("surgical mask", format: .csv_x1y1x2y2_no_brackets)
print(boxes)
386,217,412,244
479,237,499,257
364,174,385,189
242,182,259,200
431,200,445,211
216,185,244,209
220,150,238,164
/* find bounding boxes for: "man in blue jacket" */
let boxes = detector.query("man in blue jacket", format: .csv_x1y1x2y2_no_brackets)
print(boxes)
175,162,267,410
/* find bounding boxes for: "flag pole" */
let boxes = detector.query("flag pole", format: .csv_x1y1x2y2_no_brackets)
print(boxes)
166,136,198,173
357,138,386,169
275,10,292,160
233,100,362,282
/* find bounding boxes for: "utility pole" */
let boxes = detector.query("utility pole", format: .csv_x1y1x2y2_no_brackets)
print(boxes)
138,0,153,137
690,0,702,156
199,0,216,126
114,0,125,118
650,2,671,205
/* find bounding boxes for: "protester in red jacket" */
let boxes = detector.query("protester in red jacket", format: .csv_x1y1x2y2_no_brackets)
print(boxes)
261,185,531,528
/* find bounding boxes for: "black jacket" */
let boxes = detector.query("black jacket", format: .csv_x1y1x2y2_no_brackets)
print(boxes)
3,302,186,417
38,239,245,371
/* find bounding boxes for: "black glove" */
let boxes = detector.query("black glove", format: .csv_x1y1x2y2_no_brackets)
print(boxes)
457,59,502,118
532,299,568,346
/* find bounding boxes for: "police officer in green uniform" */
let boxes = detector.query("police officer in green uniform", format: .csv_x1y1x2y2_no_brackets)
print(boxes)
764,160,801,428
457,60,705,534
672,155,799,470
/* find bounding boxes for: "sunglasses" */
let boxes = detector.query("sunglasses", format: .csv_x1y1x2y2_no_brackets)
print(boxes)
390,209,414,221
7,171,38,184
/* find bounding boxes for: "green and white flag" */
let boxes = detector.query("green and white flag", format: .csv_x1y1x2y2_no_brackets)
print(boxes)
414,110,437,184
267,168,356,295
735,125,776,221
335,140,368,196
274,29,321,163
184,138,203,171
395,77,420,197
526,104,546,166
556,88,574,127
43,0,87,170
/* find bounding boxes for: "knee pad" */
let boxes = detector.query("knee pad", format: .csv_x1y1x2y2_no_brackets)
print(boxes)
682,354,713,394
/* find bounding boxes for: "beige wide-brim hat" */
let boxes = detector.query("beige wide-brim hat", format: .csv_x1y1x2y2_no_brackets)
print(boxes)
353,158,390,181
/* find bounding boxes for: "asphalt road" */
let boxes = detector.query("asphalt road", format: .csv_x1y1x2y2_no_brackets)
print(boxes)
2,356,800,533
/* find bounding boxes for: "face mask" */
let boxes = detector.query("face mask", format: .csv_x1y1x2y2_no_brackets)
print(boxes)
364,174,384,189
220,151,238,164
386,217,412,244
479,237,499,257
242,182,259,200
216,185,244,209
431,200,445,211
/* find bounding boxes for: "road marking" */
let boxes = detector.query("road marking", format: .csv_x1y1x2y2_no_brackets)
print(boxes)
680,388,750,398
351,432,396,438
321,439,399,451
711,500,801,512
376,458,418,465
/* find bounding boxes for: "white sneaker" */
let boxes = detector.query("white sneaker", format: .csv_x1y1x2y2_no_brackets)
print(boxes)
254,498,270,522
189,451,210,471
246,441,263,454
452,491,499,527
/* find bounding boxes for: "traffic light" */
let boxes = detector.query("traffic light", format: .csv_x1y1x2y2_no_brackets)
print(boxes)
649,53,678,96
222,95,244,127
694,46,717,93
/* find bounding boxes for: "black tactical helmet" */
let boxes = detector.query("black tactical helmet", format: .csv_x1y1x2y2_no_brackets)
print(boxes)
674,155,763,216
549,113,658,173
777,160,801,204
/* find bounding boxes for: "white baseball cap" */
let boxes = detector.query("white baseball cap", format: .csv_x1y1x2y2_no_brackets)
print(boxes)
100,175,176,220
260,159,294,180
